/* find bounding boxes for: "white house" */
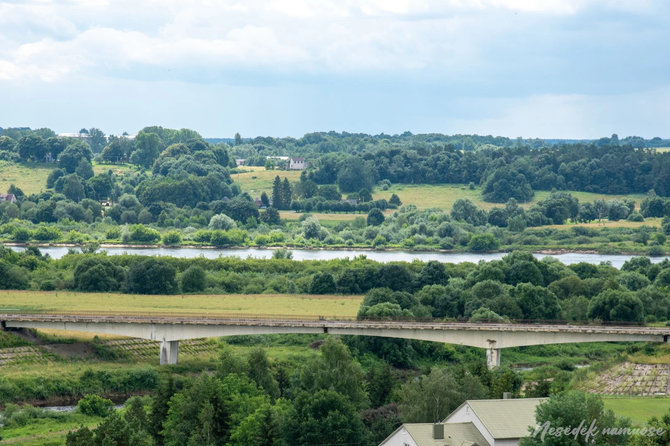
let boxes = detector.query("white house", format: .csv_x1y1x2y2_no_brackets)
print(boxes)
380,398,545,446
289,157,307,170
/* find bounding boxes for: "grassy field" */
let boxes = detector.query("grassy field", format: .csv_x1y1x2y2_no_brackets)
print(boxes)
546,217,661,230
0,290,362,318
0,412,102,445
373,184,648,212
93,161,144,177
279,210,368,222
604,397,670,425
232,166,303,197
0,161,52,195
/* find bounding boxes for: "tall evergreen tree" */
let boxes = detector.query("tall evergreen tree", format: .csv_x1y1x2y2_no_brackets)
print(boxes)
281,178,292,209
149,374,176,445
271,176,282,209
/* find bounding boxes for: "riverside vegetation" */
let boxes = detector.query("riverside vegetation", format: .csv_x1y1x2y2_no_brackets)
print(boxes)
2,127,670,445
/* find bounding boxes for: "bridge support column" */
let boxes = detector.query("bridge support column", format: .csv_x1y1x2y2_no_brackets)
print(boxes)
486,342,500,369
160,340,179,365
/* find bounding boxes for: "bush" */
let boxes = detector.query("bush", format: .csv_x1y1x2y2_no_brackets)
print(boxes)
77,394,114,417
162,231,182,245
32,226,62,241
127,225,161,243
13,227,31,242
468,233,500,251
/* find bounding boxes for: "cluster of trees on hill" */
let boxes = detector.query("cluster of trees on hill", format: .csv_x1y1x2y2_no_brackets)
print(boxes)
306,144,670,202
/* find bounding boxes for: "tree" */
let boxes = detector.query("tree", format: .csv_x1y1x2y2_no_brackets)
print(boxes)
398,367,488,422
87,128,107,153
247,349,280,400
512,283,561,320
300,337,368,407
260,192,269,207
181,265,206,292
271,176,283,209
62,175,86,202
519,391,630,446
234,132,242,145
58,140,93,173
75,159,94,180
74,257,125,292
468,233,500,251
366,361,394,407
209,213,237,230
281,178,292,209
77,394,114,417
418,260,448,287
125,258,177,294
336,158,376,193
284,390,364,446
130,131,162,168
367,208,385,226
588,289,644,322
389,193,402,207
149,374,176,445
451,199,487,225
18,134,49,161
358,188,372,202
259,207,280,225
309,272,337,294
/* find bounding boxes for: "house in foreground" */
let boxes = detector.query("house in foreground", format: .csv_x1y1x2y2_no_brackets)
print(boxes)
380,398,545,446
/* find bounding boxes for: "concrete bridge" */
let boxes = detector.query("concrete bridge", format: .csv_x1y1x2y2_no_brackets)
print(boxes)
2,314,669,368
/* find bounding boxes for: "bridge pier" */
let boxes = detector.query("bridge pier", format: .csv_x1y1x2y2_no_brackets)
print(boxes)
160,340,179,365
486,346,501,369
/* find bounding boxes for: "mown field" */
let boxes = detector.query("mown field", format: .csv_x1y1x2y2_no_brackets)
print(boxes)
0,290,362,318
0,161,52,195
373,184,648,212
603,397,670,425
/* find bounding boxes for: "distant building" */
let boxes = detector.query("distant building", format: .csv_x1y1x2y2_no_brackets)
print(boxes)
289,157,307,170
380,398,545,446
235,159,246,166
0,194,17,203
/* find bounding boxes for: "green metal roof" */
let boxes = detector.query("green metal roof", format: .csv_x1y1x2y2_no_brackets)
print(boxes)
460,398,546,439
381,422,489,446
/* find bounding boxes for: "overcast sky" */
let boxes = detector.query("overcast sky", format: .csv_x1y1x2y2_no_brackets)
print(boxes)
1,0,669,139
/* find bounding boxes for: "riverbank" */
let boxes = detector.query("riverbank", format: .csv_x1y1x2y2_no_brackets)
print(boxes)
7,244,668,268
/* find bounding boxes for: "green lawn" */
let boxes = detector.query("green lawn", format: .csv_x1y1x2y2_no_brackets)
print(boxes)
604,397,670,425
0,413,102,445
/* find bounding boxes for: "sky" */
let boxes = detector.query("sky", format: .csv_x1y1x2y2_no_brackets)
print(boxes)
0,0,669,139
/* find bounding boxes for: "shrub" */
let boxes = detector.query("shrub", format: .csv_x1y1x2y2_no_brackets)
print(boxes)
162,231,182,245
77,394,114,417
309,272,337,294
127,225,161,243
468,233,500,251
124,258,177,294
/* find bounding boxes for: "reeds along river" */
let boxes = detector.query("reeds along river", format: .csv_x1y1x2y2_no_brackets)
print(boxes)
8,246,669,268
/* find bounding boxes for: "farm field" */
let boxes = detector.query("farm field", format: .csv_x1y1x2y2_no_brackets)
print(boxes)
603,397,670,425
0,161,52,195
0,290,362,318
93,161,143,177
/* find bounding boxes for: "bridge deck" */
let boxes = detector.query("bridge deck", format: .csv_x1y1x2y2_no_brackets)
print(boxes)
2,313,669,336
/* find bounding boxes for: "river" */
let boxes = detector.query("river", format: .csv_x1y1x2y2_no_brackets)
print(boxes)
8,246,669,268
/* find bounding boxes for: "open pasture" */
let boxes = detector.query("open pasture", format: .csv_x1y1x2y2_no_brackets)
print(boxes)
0,162,52,195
